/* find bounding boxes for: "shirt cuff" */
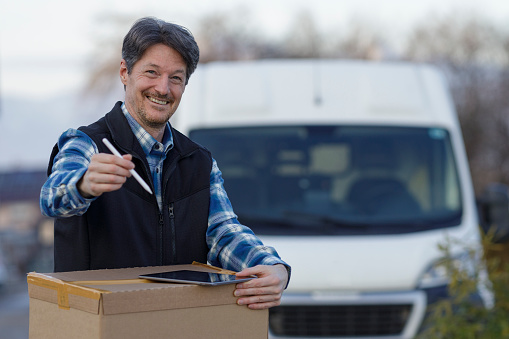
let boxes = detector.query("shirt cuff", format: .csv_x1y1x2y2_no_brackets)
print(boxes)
66,168,97,208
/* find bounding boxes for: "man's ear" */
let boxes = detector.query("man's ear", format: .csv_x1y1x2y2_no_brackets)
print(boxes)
120,59,128,86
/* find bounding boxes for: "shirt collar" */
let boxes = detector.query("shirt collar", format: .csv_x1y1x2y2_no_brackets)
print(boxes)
121,102,173,155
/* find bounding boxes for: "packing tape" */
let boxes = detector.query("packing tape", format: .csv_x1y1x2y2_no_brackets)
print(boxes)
27,274,102,310
191,261,237,275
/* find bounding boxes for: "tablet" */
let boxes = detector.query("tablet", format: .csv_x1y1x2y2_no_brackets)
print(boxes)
139,270,256,286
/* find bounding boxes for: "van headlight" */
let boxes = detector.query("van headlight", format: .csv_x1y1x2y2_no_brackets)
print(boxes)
418,252,494,309
418,258,451,289
418,252,476,289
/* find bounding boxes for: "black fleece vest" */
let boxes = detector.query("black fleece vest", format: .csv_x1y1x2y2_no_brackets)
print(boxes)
49,102,212,272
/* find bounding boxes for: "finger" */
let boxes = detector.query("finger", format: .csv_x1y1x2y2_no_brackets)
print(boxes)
236,293,283,309
90,154,134,178
236,265,265,278
246,300,281,310
122,154,133,161
81,172,127,196
235,284,280,298
236,275,278,290
86,171,128,186
93,153,134,172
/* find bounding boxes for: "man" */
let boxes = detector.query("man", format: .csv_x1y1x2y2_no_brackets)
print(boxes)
40,17,289,310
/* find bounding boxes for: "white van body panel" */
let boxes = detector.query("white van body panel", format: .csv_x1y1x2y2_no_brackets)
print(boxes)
174,59,482,339
260,228,473,292
176,60,459,130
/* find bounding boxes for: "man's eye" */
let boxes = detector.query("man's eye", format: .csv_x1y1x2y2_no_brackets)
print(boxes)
146,70,157,75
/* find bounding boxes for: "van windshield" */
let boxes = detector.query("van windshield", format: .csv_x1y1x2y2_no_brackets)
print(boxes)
190,126,463,236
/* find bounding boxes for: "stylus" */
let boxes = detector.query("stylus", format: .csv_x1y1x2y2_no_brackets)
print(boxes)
102,138,153,195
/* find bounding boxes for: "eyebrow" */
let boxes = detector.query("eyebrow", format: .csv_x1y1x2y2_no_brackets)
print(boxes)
144,63,186,74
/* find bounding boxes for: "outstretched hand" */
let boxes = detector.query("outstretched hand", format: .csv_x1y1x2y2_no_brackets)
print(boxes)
78,153,134,198
234,264,289,310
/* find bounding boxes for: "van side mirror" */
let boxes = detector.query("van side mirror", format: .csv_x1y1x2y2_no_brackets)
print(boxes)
478,183,509,243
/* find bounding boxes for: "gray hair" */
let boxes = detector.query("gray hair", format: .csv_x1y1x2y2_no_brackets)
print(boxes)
122,17,199,84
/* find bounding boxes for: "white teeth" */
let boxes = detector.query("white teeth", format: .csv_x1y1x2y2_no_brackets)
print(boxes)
148,97,168,105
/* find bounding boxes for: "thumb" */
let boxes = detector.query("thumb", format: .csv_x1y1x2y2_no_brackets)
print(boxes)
236,265,262,278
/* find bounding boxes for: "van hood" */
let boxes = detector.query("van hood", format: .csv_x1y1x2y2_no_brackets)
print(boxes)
260,227,475,292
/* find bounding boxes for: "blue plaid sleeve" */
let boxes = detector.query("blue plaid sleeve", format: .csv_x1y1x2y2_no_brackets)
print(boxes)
206,159,289,272
40,129,98,217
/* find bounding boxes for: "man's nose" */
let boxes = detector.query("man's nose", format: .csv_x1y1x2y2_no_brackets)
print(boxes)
154,77,170,95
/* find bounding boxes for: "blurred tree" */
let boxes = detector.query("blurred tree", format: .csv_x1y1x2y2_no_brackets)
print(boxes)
83,14,135,95
281,10,323,58
195,8,297,61
196,8,263,62
330,19,389,60
404,13,509,193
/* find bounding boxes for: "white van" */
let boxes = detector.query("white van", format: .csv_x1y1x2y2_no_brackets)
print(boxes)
173,60,491,339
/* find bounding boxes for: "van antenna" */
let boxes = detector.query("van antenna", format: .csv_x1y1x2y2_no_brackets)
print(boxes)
313,61,323,106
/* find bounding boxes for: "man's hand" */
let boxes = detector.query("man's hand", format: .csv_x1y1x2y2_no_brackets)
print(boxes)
78,153,135,198
234,264,289,310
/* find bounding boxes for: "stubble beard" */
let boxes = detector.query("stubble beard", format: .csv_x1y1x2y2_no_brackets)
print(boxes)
138,105,173,130
133,92,175,130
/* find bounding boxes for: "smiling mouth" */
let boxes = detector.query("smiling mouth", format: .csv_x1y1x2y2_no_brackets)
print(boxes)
147,96,169,105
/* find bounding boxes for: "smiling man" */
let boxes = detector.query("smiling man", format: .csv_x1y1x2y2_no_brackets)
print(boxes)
40,17,290,310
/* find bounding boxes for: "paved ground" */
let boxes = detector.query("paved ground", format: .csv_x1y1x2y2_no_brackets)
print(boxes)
0,279,29,339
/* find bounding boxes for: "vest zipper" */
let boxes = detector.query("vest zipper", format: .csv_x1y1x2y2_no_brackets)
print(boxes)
169,203,176,264
161,148,200,265
158,213,164,266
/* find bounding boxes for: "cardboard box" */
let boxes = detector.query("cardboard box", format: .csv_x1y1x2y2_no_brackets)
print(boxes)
27,264,268,339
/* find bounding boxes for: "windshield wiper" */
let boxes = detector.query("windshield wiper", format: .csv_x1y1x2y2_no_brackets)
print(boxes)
283,210,370,229
237,214,297,229
237,211,370,235
237,213,348,235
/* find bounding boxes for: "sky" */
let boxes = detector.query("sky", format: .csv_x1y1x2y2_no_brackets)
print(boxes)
0,0,508,170
1,0,509,99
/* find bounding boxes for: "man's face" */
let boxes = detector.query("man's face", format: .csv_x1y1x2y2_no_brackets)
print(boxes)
120,43,187,132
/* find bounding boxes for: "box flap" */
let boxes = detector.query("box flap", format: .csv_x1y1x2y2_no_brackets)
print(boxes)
27,272,102,314
27,263,241,315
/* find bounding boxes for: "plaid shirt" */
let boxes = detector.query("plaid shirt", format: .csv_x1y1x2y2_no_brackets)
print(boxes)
40,103,288,272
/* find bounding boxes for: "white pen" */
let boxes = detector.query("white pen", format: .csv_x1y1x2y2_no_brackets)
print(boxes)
102,138,153,195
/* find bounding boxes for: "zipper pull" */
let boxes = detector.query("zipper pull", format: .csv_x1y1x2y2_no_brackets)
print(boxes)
169,204,174,218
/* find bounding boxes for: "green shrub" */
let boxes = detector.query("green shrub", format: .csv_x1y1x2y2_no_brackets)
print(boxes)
417,234,509,338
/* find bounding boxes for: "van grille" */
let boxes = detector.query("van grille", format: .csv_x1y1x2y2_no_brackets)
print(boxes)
269,304,412,337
